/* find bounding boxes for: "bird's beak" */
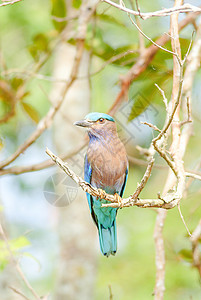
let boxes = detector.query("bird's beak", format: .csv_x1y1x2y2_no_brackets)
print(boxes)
74,119,93,128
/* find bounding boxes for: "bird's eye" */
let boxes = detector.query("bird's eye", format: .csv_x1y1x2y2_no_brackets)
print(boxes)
99,118,104,123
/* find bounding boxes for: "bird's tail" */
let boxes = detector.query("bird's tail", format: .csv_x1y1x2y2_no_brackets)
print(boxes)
98,220,117,257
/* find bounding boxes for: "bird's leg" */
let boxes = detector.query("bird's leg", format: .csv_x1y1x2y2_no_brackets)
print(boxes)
114,193,124,208
97,188,106,200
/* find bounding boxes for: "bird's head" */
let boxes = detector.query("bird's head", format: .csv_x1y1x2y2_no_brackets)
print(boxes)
74,112,117,139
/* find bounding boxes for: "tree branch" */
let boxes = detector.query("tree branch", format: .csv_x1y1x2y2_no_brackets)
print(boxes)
190,219,201,277
0,0,23,7
154,0,183,298
103,1,201,20
0,143,86,176
46,148,182,209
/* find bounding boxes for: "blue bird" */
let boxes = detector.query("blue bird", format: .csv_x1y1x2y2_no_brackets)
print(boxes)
74,112,128,257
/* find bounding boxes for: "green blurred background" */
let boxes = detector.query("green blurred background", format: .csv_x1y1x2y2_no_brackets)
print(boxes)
0,0,200,299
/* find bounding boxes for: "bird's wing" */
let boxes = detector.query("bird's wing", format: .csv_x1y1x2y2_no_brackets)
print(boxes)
119,166,128,198
84,154,92,212
84,154,99,227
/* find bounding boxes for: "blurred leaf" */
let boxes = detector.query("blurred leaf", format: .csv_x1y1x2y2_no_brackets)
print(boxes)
10,236,30,251
72,0,81,9
178,249,193,262
10,77,24,91
96,13,125,27
19,91,30,101
85,25,138,64
51,0,67,32
21,102,40,123
0,80,16,123
0,138,3,151
0,80,14,102
0,236,30,271
33,33,49,52
149,37,191,66
29,33,50,62
128,71,172,121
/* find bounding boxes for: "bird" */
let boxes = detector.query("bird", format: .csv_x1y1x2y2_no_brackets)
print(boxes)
74,112,128,257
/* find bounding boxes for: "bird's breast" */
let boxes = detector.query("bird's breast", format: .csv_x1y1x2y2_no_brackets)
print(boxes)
87,137,127,193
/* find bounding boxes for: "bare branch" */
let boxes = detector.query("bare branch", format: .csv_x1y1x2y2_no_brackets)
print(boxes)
9,286,30,300
154,1,183,298
185,171,201,181
132,158,155,199
153,209,166,299
177,203,192,236
141,122,161,132
51,14,78,22
103,1,201,20
0,0,23,7
46,148,182,209
155,84,169,113
190,220,201,277
127,9,179,58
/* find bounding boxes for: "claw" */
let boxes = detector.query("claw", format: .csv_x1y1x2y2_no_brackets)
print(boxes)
97,188,106,200
114,193,124,208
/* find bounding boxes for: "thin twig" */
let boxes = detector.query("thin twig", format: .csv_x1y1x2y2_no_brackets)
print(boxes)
177,203,192,236
128,12,179,58
108,285,113,300
132,158,155,199
0,0,22,7
141,122,161,132
51,14,78,22
155,83,169,113
153,208,166,299
9,286,30,300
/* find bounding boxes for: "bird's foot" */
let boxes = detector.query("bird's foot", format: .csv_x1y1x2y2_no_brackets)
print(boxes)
114,193,124,208
97,188,106,200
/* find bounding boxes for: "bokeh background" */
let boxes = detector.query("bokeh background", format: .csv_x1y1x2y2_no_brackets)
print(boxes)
0,0,200,299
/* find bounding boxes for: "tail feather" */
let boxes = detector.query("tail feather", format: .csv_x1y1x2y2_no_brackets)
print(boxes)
98,220,117,257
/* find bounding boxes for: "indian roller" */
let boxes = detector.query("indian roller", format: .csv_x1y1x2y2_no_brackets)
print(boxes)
74,112,128,257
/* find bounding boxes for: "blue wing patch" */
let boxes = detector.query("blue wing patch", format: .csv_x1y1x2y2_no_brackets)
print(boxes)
84,155,92,212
